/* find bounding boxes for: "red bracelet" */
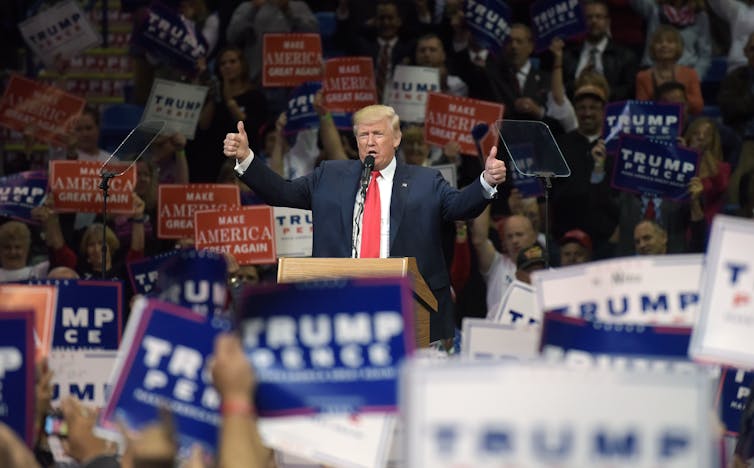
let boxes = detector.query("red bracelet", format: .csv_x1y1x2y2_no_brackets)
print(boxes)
221,400,255,417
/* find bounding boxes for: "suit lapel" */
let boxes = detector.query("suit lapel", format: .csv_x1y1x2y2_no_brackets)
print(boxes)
389,162,410,250
341,162,362,252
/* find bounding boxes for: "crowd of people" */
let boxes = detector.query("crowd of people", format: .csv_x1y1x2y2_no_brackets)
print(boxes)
2,0,754,466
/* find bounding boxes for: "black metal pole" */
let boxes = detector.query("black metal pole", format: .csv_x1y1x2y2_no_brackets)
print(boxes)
99,172,114,279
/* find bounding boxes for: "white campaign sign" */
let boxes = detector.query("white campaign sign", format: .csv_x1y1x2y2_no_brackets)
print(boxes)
433,164,457,188
18,0,101,68
384,65,439,123
690,216,754,368
273,207,313,258
493,279,540,325
48,349,117,407
143,79,208,139
258,413,395,468
402,360,716,467
531,254,702,325
461,318,539,360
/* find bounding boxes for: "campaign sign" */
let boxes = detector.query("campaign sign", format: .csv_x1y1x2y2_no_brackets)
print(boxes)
464,0,511,54
132,1,208,72
39,280,122,350
0,170,47,223
690,216,754,368
0,310,35,446
0,284,57,361
18,0,101,68
460,318,539,360
492,280,541,326
612,135,698,199
49,160,137,214
286,81,323,134
127,249,183,295
49,349,117,407
323,57,377,113
530,0,586,52
532,254,702,326
238,277,414,416
262,33,323,88
157,184,240,239
384,65,440,123
506,143,545,198
273,207,313,258
155,249,231,322
717,367,754,436
424,93,504,155
0,74,86,146
97,298,224,454
143,79,208,139
401,360,716,467
194,206,277,265
602,100,683,154
433,164,457,189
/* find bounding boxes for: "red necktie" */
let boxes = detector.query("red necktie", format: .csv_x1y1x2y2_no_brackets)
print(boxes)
360,171,381,258
644,197,656,220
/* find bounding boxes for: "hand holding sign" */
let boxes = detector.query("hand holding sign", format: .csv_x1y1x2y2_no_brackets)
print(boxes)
223,121,252,163
483,146,505,186
60,396,111,463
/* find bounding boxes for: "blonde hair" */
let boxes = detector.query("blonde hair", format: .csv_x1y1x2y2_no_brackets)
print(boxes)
648,25,684,62
684,117,723,162
353,105,401,136
80,223,120,256
574,71,611,101
0,221,31,249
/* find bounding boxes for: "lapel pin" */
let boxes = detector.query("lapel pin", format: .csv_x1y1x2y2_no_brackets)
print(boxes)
402,182,408,188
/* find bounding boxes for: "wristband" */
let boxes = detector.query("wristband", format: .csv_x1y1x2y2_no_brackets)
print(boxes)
319,112,333,123
221,399,254,417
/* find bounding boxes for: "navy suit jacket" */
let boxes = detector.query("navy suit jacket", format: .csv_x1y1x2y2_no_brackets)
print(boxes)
239,156,492,340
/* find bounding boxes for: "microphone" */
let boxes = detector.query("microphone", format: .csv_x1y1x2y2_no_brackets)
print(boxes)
361,154,375,191
471,123,489,167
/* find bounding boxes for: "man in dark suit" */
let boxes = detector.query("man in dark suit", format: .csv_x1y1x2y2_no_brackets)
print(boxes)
223,105,506,342
560,0,638,101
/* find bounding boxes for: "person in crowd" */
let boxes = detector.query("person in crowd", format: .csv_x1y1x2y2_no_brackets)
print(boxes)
48,106,110,163
414,33,467,97
707,0,754,73
0,221,49,282
193,46,268,183
223,104,506,342
148,132,190,185
635,24,704,116
558,229,593,266
629,0,712,79
560,0,639,101
719,32,754,206
515,242,547,285
633,219,669,255
682,117,731,225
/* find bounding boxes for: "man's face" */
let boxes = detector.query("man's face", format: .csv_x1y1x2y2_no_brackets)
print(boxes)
356,118,401,171
504,216,537,259
416,37,446,68
376,4,401,40
584,3,610,41
634,222,667,255
505,26,533,68
559,242,590,266
0,241,28,270
574,96,605,136
401,134,429,166
657,88,688,120
73,114,99,153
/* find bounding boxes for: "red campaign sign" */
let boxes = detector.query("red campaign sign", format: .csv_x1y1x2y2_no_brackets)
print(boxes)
0,74,86,146
323,57,377,112
194,206,276,265
157,184,241,239
262,33,323,87
423,92,505,155
49,161,136,214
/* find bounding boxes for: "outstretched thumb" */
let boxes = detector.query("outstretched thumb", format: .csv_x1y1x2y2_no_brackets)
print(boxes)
237,120,246,137
487,145,498,162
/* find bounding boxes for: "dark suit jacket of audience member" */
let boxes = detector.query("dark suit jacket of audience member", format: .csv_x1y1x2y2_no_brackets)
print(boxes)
560,40,639,102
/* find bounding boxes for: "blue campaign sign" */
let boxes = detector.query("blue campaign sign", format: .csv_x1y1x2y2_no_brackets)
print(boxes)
602,101,683,154
507,143,545,198
132,1,208,72
0,310,35,445
155,249,231,321
286,81,323,134
530,0,586,52
541,313,692,359
238,277,414,416
717,367,754,435
100,298,224,454
33,280,123,350
127,249,182,295
0,170,47,223
611,135,698,199
464,0,511,54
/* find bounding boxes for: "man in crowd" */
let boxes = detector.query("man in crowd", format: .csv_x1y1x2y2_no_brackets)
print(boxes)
633,219,668,255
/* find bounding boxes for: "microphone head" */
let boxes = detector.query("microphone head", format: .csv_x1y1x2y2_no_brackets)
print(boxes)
364,155,375,169
471,123,489,142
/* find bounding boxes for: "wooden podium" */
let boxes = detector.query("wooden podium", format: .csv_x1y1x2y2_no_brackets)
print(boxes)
277,257,437,348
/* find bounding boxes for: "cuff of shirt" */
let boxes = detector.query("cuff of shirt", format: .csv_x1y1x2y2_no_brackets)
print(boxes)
479,173,498,199
233,148,255,175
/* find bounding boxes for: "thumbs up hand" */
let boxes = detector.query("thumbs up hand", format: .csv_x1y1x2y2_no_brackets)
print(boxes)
482,146,506,186
223,121,252,162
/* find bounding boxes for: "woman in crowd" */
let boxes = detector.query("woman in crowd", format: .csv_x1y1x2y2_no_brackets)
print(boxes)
636,25,704,115
0,221,49,282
